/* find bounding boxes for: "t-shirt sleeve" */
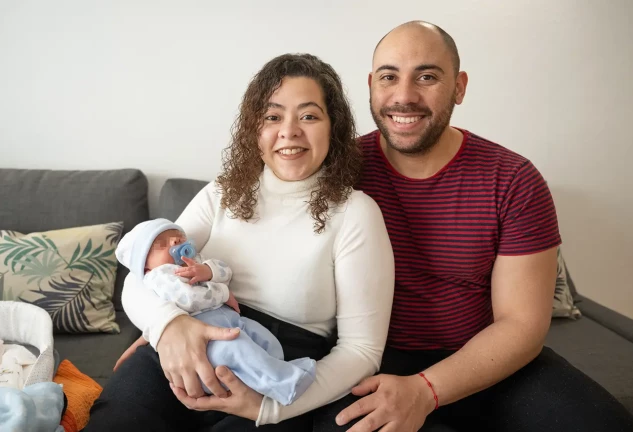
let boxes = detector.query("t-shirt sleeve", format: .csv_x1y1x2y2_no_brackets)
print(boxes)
497,161,562,255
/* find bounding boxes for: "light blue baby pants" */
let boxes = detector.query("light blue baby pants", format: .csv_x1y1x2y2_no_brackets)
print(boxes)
195,305,316,406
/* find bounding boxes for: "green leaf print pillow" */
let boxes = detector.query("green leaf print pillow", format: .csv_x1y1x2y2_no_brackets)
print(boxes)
0,222,123,334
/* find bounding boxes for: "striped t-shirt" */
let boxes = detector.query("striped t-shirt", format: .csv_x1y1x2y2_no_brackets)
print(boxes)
356,129,562,350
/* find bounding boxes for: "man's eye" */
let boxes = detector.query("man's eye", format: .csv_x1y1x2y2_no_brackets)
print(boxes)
420,75,436,81
381,75,396,81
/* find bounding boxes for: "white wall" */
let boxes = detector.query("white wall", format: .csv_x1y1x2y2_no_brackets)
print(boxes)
1,0,632,318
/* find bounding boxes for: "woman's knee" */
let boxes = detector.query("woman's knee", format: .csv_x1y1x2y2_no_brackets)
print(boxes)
85,345,188,430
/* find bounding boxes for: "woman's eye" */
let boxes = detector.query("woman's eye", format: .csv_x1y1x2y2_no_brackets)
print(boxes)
301,114,317,120
265,115,279,121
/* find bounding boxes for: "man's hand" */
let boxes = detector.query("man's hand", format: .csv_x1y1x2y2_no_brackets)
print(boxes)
113,335,149,372
175,256,213,284
171,365,263,421
157,315,240,398
335,374,436,432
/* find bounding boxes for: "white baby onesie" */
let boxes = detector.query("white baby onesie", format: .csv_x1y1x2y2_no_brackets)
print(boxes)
143,257,233,315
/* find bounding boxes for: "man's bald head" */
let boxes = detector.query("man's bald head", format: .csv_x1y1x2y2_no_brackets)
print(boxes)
373,21,460,76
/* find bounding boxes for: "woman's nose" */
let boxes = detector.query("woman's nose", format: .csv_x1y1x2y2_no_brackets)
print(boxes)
278,118,302,139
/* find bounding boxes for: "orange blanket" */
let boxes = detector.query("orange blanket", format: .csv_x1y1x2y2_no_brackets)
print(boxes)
53,360,103,432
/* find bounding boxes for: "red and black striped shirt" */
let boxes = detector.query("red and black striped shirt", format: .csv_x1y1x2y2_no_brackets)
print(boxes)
357,129,562,350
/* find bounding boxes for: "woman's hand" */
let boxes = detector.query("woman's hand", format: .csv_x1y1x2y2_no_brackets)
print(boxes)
157,315,240,398
175,256,213,284
171,365,263,421
225,291,241,313
113,335,149,372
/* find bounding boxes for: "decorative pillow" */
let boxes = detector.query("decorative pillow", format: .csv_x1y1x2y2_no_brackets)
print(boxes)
0,222,123,333
552,247,581,319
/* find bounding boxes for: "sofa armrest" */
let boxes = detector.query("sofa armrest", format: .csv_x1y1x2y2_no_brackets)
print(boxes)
576,295,633,343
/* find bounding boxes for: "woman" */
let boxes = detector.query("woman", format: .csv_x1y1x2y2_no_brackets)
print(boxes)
85,53,395,431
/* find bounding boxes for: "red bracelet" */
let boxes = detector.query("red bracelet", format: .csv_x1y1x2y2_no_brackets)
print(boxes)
418,372,439,410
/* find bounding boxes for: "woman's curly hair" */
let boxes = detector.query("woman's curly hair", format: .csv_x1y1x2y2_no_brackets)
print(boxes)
216,53,362,234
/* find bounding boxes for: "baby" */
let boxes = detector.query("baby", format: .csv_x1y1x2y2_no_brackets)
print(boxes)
115,218,316,405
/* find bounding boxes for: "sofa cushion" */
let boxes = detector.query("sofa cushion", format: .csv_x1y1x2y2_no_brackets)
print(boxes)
157,178,209,221
575,295,633,344
53,312,141,387
546,317,633,414
0,168,149,312
0,223,122,333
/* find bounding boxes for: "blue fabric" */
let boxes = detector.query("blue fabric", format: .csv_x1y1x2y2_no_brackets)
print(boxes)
0,382,65,432
197,306,316,405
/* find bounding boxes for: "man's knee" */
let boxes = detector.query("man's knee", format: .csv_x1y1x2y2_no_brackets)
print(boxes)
482,347,633,431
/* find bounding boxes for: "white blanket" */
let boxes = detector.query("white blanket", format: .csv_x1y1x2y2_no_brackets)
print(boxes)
0,302,55,388
0,341,37,389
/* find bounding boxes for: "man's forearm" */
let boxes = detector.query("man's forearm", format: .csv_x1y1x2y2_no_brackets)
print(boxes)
421,318,546,407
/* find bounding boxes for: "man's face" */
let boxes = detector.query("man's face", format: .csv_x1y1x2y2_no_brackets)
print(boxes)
370,26,465,154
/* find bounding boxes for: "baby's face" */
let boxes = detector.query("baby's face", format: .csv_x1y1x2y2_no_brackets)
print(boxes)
145,229,187,272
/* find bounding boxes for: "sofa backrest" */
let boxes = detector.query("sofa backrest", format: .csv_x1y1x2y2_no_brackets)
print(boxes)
0,168,149,311
156,178,208,222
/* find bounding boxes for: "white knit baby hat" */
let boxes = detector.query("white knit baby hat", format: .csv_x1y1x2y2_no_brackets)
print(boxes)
115,218,184,279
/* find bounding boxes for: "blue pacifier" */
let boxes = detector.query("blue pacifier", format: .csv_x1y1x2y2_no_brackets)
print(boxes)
169,240,196,265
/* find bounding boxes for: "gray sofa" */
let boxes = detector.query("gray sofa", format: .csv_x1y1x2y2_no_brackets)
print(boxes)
1,168,632,416
0,168,148,386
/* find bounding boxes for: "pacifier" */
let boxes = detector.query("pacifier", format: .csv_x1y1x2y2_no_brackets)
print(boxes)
169,240,196,265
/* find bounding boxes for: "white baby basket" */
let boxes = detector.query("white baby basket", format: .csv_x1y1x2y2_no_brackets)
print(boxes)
0,301,55,387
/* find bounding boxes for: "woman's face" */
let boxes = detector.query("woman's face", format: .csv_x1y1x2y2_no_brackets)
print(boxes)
259,76,331,181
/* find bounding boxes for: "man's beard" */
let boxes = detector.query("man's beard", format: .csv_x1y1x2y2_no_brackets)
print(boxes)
370,94,456,155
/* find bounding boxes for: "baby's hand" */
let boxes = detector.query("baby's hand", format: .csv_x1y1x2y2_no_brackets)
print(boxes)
226,291,241,314
175,257,213,285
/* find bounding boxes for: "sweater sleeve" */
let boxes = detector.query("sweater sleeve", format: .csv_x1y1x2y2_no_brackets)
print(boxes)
122,182,220,348
257,192,395,425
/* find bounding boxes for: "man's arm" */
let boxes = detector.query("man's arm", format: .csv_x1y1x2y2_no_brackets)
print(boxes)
420,246,557,405
336,246,558,432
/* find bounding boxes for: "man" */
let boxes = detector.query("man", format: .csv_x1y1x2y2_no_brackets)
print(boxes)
321,21,633,432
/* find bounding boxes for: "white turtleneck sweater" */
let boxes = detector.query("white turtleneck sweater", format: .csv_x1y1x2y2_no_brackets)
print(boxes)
121,166,395,425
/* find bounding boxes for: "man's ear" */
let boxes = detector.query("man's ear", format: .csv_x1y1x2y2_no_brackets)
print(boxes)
368,73,373,88
455,71,468,105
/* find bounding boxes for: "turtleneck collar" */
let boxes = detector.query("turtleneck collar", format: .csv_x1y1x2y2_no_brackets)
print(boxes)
259,164,320,198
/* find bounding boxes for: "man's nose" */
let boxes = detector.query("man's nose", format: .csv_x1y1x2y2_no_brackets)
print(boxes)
391,79,421,107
